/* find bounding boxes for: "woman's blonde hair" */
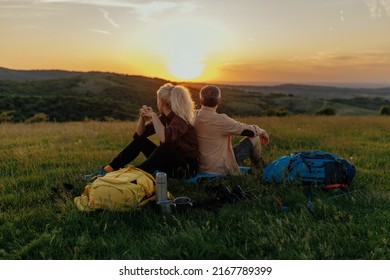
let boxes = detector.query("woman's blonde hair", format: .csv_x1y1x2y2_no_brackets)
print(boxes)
157,83,195,123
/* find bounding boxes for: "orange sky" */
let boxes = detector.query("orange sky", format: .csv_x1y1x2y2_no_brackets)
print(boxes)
1,0,390,86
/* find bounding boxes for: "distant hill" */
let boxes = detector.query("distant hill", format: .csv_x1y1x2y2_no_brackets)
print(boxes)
223,83,390,99
1,67,389,122
0,67,84,81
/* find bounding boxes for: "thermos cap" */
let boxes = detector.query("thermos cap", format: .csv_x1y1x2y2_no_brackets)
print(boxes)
156,172,167,182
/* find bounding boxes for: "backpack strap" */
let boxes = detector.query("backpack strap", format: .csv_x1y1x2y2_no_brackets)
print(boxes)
322,183,348,189
113,166,156,183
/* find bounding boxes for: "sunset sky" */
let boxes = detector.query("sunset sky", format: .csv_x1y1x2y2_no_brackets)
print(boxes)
1,0,390,86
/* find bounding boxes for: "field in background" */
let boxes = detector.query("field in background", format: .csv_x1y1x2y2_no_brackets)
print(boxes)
0,116,389,259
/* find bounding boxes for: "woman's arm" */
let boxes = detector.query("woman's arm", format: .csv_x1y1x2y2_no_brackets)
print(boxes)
150,113,165,142
143,107,166,142
136,106,147,136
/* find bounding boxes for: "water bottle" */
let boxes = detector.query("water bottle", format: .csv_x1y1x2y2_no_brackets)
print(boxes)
156,172,167,202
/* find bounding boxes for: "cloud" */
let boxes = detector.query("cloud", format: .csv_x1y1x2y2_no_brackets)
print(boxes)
34,0,198,22
98,8,119,28
126,1,178,23
36,0,131,6
354,50,390,63
124,1,198,22
177,2,196,13
0,1,61,18
288,50,390,68
89,28,110,35
365,0,390,18
218,50,390,84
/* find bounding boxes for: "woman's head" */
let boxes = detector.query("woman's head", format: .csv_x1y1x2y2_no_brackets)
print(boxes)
156,83,195,123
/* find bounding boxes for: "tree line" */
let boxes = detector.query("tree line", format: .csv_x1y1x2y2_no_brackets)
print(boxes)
1,73,389,123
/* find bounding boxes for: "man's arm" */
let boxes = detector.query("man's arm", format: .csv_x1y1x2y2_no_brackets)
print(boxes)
230,120,269,145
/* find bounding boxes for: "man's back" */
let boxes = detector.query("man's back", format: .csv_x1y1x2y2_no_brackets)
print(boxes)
193,106,250,175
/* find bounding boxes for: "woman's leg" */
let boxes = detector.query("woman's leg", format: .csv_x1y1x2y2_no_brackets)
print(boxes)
109,137,157,170
137,143,197,178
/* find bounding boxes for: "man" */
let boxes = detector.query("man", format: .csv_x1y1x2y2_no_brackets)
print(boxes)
193,85,269,175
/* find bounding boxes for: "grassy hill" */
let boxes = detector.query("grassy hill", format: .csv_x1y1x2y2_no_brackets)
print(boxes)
1,67,389,122
0,67,83,81
1,116,389,259
0,72,169,122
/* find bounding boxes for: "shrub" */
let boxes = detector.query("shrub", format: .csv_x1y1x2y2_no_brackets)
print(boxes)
0,110,16,123
380,105,390,115
25,113,49,123
315,106,336,116
265,107,290,117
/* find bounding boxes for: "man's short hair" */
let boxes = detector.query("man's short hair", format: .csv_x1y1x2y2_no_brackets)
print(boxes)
200,85,221,107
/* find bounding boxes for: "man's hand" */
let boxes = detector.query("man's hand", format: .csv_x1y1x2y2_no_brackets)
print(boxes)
260,130,270,145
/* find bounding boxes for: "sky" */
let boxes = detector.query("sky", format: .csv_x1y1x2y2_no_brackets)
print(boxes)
1,0,390,86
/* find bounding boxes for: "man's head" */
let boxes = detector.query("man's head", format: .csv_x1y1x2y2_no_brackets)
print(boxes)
199,85,221,107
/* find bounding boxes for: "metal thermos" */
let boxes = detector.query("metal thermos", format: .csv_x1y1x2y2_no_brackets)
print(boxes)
156,172,167,202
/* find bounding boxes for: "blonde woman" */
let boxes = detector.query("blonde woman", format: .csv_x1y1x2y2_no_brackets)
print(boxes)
84,83,199,179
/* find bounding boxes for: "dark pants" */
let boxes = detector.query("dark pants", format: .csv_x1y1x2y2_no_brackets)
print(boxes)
109,137,198,179
233,137,254,164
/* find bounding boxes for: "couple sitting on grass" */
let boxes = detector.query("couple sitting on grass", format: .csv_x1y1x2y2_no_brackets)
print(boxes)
83,83,270,181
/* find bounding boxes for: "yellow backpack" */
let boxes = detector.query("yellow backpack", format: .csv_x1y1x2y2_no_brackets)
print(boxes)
74,166,157,212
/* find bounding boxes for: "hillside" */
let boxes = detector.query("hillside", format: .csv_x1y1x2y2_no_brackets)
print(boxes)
225,83,390,99
0,67,83,81
1,67,389,122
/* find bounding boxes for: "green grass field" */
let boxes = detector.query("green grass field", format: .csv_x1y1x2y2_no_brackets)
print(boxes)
0,116,389,259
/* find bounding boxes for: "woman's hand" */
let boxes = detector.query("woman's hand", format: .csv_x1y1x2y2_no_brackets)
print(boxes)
138,105,165,142
136,105,152,136
140,105,153,118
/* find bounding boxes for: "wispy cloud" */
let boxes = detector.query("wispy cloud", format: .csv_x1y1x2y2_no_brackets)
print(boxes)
89,28,110,35
340,10,345,22
289,50,390,68
98,8,119,28
222,50,390,73
0,1,61,18
127,1,177,22
36,0,130,6
35,0,197,22
365,0,390,18
218,49,390,84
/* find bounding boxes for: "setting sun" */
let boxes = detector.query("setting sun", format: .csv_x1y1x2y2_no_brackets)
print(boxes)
168,58,204,80
138,20,227,81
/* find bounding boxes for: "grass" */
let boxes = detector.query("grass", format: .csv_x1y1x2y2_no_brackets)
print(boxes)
0,116,389,260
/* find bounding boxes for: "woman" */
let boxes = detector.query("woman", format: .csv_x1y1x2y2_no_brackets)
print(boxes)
83,83,199,179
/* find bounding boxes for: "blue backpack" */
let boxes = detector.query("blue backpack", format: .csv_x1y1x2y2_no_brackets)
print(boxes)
263,150,356,189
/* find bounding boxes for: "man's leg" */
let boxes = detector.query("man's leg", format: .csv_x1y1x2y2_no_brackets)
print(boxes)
233,136,263,167
233,137,253,165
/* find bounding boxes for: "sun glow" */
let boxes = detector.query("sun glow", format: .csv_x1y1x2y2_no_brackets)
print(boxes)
166,46,205,80
168,58,204,80
138,21,227,81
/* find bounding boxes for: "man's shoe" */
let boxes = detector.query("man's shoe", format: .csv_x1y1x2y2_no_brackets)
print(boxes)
82,167,107,181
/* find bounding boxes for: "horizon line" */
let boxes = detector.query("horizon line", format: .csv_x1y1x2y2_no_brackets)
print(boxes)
1,66,390,89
